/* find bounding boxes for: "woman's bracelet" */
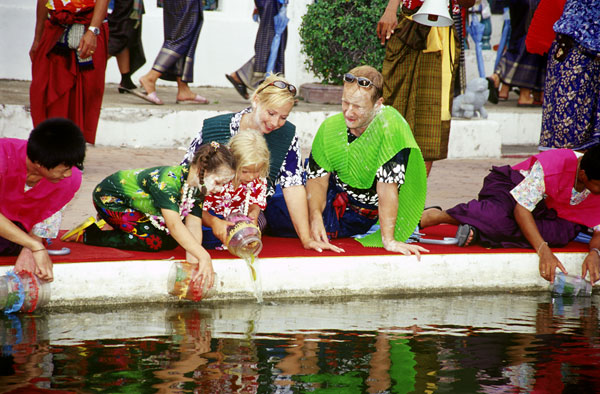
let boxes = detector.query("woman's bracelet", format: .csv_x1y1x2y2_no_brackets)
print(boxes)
536,241,548,255
31,249,46,253
590,248,600,258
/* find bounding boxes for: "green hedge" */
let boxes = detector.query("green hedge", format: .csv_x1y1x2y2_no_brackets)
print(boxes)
299,0,388,85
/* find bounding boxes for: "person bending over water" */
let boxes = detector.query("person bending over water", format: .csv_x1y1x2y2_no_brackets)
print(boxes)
0,118,86,282
182,74,342,253
201,129,269,249
63,142,235,287
420,146,600,283
305,65,429,257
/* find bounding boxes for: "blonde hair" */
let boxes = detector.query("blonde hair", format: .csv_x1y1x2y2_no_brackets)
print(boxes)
227,129,270,185
251,74,296,109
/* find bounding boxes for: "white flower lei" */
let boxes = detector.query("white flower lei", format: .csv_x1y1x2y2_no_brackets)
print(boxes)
242,183,252,216
148,181,197,234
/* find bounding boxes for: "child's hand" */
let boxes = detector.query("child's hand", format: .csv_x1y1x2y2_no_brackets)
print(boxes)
213,218,234,244
190,249,215,289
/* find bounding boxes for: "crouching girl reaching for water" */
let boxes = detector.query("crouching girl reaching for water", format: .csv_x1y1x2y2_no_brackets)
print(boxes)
62,142,235,287
201,130,270,249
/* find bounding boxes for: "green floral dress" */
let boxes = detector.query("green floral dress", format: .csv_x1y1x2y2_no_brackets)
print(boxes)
84,165,203,252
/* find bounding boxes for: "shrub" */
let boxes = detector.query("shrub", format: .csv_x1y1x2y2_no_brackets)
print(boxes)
299,0,388,85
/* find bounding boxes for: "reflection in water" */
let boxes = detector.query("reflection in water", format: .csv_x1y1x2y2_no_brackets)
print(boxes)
0,295,599,393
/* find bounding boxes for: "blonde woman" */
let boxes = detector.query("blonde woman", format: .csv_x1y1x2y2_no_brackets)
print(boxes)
182,75,342,253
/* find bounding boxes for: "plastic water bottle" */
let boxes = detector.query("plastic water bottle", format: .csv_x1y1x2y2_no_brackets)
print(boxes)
550,272,593,297
167,261,217,301
0,271,51,313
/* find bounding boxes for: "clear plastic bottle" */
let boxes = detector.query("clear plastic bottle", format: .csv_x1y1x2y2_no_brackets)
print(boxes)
0,271,51,313
550,272,592,297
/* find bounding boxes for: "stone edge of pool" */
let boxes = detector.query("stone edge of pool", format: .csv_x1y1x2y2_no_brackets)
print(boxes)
0,251,593,307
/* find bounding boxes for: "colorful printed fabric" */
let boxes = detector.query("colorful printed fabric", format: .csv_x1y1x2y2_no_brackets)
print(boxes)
30,206,66,239
512,149,600,228
152,0,203,82
554,0,600,53
84,165,202,251
92,165,203,218
182,108,304,194
446,165,583,249
84,208,179,251
538,40,600,150
321,179,378,240
46,0,96,13
510,160,546,212
203,178,267,218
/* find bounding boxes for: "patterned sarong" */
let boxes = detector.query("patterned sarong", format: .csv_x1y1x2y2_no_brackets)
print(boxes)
382,17,459,162
236,0,287,90
152,0,203,82
495,0,546,90
84,205,179,252
539,38,600,150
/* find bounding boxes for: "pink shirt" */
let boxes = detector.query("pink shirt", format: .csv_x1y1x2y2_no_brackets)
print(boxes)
0,139,82,231
512,149,600,228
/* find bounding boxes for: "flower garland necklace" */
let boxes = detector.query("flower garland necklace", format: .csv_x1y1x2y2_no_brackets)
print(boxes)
242,183,252,216
148,181,197,234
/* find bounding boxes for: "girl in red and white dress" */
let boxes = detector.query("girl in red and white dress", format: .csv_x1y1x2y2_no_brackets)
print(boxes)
201,129,270,248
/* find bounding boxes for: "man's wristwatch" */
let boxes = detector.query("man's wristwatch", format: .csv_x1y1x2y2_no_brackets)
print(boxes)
88,26,100,36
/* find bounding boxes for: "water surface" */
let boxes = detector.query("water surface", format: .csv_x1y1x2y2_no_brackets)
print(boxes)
1,294,599,393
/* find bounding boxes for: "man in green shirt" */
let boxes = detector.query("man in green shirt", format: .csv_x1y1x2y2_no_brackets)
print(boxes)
306,65,428,257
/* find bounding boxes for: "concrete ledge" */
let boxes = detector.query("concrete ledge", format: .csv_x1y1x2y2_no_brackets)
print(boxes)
0,251,592,307
0,104,531,158
448,119,501,158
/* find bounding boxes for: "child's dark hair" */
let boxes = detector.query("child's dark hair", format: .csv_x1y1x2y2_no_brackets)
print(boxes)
581,145,600,180
27,118,86,170
192,141,236,186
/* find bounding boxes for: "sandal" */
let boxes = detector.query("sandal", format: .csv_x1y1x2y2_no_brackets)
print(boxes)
225,73,249,99
486,77,499,104
61,217,106,242
455,223,479,247
176,94,210,104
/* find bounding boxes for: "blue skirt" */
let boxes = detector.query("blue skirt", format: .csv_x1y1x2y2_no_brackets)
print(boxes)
539,38,600,150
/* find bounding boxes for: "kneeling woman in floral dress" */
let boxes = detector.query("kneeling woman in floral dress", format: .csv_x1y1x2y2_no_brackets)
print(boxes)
63,142,235,286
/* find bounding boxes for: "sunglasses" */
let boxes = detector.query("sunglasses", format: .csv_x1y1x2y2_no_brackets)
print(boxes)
256,80,297,96
343,73,374,88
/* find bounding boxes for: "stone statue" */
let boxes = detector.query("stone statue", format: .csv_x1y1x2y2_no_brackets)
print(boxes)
452,77,489,119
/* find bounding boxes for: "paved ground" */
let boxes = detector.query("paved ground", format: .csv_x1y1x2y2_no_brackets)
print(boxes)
1,79,540,114
63,146,527,230
0,79,538,230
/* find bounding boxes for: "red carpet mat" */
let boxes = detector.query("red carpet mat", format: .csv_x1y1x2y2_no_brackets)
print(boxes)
0,225,589,266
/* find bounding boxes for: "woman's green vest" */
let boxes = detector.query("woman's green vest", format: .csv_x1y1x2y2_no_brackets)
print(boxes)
311,106,427,247
202,113,296,189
